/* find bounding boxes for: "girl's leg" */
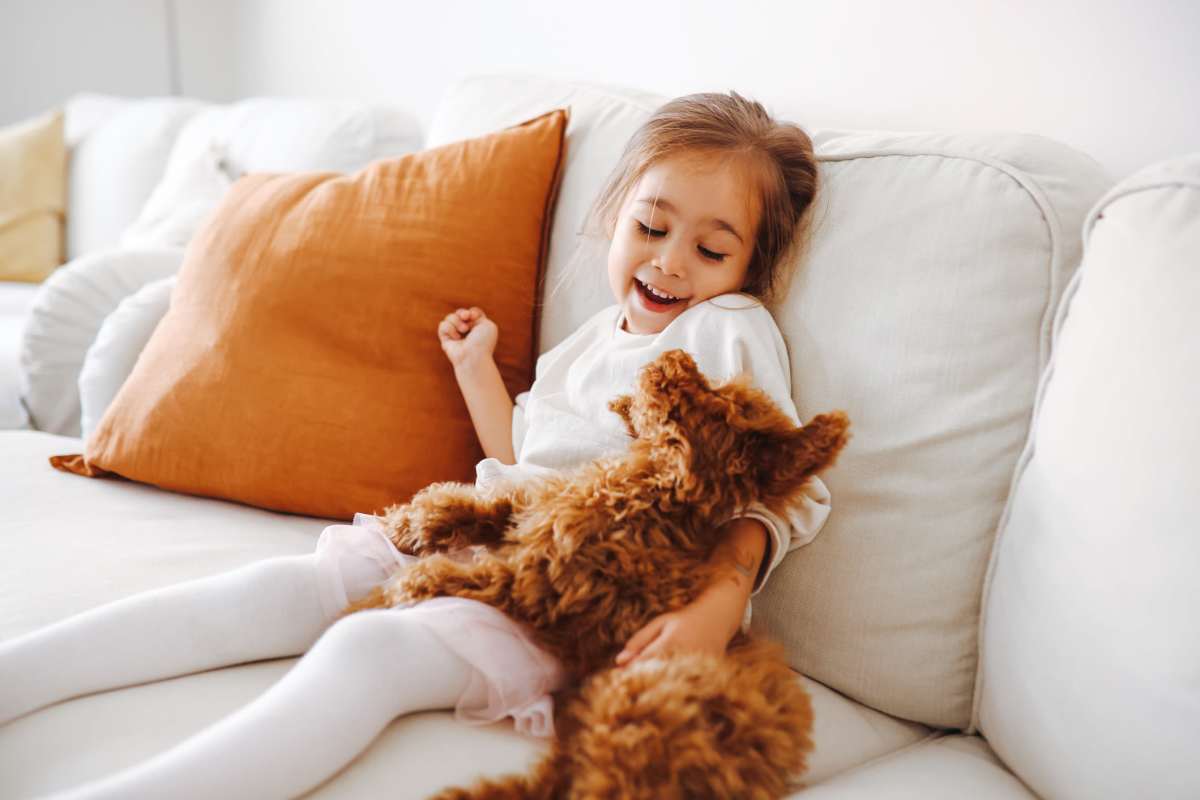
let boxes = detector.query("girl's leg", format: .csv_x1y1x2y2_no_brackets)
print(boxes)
50,609,483,800
0,554,332,725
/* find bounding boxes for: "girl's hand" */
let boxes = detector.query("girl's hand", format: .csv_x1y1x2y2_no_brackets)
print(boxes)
438,307,499,370
614,603,732,666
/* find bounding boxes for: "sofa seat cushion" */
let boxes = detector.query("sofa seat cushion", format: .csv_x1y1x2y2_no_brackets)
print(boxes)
65,97,207,261
0,431,932,797
794,735,1034,798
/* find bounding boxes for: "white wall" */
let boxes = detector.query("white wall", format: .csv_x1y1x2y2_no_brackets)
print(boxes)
0,0,237,127
229,0,1200,179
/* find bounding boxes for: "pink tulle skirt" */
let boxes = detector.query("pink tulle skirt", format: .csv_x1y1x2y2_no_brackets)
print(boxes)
313,513,565,738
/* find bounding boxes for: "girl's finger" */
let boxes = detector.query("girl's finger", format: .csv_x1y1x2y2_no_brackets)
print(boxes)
456,308,472,321
633,636,668,663
469,306,484,320
616,618,664,664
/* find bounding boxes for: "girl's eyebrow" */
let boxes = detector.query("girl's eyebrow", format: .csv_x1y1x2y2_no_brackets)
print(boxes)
634,196,744,244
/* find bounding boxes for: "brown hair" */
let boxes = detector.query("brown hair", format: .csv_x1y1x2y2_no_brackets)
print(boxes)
587,91,820,300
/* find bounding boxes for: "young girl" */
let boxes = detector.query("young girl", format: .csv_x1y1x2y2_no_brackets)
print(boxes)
0,92,831,799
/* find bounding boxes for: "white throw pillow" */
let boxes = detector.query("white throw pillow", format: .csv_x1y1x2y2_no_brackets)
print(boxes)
79,275,175,440
66,97,207,260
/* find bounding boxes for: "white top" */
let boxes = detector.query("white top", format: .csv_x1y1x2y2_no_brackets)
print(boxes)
475,293,832,625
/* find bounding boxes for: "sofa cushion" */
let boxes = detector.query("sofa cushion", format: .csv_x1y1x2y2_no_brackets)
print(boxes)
57,110,568,519
977,155,1200,797
0,110,66,282
427,75,1112,728
0,430,931,796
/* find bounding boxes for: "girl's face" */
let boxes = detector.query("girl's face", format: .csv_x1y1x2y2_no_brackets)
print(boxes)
607,153,760,335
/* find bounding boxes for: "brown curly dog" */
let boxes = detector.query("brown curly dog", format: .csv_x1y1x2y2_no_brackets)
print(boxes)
343,348,851,798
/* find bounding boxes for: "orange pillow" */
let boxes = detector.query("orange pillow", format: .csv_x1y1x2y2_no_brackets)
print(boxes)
52,109,567,519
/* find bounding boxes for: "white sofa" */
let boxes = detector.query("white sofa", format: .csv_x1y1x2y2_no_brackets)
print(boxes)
1,75,1197,799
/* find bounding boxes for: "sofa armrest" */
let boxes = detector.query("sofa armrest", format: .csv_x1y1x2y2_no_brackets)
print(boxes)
19,248,184,436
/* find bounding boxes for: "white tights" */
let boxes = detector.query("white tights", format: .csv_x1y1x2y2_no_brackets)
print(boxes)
0,554,481,799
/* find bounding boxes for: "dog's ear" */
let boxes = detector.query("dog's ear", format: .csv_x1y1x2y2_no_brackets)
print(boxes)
750,411,852,504
637,349,706,401
607,394,637,439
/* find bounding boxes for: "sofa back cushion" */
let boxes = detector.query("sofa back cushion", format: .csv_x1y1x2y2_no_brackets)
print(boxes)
53,110,567,520
429,75,1111,728
977,155,1200,795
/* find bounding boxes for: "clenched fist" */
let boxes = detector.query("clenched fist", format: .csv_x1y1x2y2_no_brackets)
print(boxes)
438,307,499,370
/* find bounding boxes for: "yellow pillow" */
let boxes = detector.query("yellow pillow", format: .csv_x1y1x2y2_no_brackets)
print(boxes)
0,110,66,282
52,109,567,520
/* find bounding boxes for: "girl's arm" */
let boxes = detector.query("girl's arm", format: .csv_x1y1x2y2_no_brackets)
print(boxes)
438,307,516,464
615,518,767,664
455,358,516,464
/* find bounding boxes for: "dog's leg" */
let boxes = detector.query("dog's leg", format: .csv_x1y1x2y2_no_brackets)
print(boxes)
381,483,515,557
390,555,520,616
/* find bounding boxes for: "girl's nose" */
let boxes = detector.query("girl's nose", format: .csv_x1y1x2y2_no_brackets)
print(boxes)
654,242,687,278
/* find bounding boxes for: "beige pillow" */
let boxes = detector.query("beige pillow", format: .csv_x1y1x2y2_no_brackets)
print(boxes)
0,110,66,282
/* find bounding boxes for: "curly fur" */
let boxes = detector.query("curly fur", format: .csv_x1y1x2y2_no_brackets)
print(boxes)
341,349,851,798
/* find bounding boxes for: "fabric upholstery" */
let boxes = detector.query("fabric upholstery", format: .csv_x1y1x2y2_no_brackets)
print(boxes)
0,110,66,282
54,110,568,520
977,155,1200,798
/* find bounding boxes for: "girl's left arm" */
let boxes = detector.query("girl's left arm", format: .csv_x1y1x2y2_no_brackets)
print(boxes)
615,517,767,665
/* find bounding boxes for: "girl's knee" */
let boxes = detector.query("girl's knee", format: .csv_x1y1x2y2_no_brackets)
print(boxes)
317,610,413,660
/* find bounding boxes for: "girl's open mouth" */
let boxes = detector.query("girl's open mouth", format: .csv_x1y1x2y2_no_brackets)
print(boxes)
635,278,684,312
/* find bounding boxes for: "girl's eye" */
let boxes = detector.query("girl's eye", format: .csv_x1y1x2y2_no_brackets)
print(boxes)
635,220,666,237
698,245,727,262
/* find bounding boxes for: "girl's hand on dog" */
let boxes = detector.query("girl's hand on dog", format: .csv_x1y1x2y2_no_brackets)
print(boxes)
439,307,499,370
615,602,731,666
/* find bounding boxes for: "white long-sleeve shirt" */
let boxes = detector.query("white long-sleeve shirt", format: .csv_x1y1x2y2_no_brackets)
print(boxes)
474,293,832,625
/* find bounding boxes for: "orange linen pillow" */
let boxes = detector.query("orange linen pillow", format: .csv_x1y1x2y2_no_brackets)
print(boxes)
51,109,567,519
